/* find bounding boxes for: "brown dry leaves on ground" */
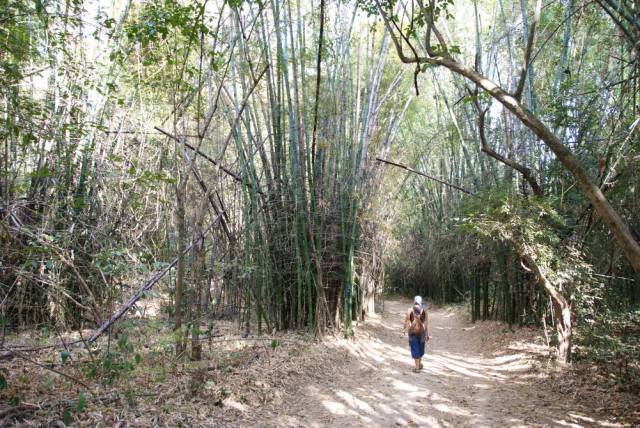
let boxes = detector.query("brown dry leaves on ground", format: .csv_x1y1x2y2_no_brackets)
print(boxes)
1,299,639,427
0,305,350,427
253,301,640,427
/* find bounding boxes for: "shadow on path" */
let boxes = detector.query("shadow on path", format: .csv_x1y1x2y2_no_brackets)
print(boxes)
262,300,619,427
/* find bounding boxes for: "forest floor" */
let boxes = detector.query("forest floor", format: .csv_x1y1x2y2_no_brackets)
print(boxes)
2,299,639,426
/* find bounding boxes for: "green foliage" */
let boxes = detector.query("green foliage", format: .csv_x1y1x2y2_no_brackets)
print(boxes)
355,0,387,16
357,0,454,21
84,336,140,385
225,0,249,7
0,0,35,85
42,376,55,391
62,408,72,425
77,392,86,412
459,190,590,290
460,191,563,239
428,44,461,58
125,388,137,406
154,367,167,383
571,269,640,389
125,0,208,47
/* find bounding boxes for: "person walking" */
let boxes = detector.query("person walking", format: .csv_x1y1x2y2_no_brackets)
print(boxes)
403,296,430,372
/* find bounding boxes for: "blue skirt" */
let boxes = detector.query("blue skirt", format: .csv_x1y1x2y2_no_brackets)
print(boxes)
408,334,425,359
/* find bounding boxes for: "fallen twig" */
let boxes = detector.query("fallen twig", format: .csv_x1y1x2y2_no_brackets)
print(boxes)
2,348,94,395
87,212,225,343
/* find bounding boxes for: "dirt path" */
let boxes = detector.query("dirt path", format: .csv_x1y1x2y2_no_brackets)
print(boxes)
257,300,617,427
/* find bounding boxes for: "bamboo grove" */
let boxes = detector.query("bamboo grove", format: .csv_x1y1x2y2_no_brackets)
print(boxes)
2,0,640,372
1,0,410,354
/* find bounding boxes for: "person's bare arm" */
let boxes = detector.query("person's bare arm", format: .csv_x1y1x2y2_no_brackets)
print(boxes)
423,310,430,340
402,309,411,333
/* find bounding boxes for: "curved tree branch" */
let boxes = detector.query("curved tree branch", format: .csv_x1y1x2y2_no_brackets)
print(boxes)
476,106,544,197
377,4,640,273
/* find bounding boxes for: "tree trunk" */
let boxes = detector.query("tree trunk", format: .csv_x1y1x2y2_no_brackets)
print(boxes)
515,242,572,363
555,302,572,363
175,184,186,357
191,206,206,361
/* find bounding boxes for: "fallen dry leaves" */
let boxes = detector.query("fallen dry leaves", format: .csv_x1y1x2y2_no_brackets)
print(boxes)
1,300,639,427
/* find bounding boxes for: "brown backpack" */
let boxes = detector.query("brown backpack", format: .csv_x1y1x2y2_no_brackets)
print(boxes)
409,305,426,335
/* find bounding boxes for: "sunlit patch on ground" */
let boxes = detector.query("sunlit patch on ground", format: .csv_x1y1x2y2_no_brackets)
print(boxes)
3,299,638,426
254,300,638,427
